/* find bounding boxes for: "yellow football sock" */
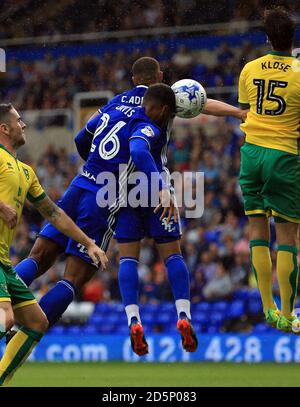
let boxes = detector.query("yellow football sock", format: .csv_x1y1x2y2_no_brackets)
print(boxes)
250,240,275,313
0,326,43,386
277,245,298,319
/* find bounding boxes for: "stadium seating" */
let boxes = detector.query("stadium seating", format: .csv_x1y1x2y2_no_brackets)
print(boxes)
48,294,271,336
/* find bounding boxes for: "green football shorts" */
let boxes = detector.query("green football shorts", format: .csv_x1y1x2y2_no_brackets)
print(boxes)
0,262,36,309
239,142,300,223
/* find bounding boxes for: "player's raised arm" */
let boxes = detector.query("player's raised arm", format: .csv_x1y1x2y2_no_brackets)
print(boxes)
74,113,101,161
203,98,248,121
33,195,108,269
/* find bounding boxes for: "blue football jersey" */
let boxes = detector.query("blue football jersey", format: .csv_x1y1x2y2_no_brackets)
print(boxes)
72,104,162,193
98,85,148,112
79,86,171,171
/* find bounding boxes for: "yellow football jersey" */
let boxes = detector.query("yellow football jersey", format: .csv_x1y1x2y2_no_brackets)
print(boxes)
0,145,46,265
239,51,300,154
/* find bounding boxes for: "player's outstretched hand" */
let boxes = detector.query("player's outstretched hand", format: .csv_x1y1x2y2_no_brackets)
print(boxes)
87,242,108,270
154,188,178,224
239,109,249,122
0,201,18,229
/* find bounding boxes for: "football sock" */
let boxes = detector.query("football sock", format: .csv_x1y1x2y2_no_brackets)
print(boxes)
250,240,275,313
119,257,140,326
277,245,299,318
0,326,43,386
15,258,38,287
165,254,191,320
125,305,141,326
39,279,76,326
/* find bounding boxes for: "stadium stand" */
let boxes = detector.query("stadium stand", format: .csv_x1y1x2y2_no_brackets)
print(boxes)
2,2,299,337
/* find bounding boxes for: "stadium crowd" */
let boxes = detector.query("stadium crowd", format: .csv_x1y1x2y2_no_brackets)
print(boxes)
2,41,263,111
3,1,300,333
10,116,284,315
1,0,299,39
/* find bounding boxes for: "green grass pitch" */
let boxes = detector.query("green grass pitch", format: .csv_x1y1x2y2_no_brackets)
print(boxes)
10,362,300,387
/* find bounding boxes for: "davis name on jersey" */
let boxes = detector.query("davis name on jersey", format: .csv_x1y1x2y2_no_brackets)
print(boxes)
72,104,161,193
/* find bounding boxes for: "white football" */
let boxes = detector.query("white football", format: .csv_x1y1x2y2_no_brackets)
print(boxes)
171,79,207,119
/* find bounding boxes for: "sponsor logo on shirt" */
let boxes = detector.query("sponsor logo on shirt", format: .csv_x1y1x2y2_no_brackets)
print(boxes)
141,126,155,138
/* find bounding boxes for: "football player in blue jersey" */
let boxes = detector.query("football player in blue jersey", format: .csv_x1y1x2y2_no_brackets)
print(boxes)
73,57,248,356
13,57,246,355
11,84,177,339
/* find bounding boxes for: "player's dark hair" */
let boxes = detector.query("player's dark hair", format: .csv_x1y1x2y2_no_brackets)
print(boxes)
132,57,160,85
0,103,13,123
143,83,176,115
263,7,295,51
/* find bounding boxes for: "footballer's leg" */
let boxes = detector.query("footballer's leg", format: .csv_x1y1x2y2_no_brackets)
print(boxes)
39,255,96,326
239,143,279,326
14,185,81,287
248,216,280,326
38,188,111,327
274,220,299,332
0,265,48,386
115,206,148,356
0,303,48,386
118,241,148,356
156,239,198,352
147,202,197,352
15,236,63,286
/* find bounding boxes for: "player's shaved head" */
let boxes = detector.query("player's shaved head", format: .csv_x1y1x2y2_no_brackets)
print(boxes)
143,83,176,127
263,7,295,51
0,103,13,124
132,57,162,86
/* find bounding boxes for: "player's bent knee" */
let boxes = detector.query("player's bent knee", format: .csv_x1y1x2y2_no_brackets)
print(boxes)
29,238,61,275
29,314,49,333
0,304,14,331
5,315,14,331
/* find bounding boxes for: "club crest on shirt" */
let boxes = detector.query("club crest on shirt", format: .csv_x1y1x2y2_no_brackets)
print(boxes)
141,126,154,138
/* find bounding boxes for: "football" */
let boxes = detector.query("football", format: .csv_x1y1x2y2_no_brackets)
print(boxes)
171,79,207,119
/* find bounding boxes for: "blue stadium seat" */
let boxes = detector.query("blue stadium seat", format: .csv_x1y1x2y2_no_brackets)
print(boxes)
48,325,66,335
114,325,129,334
143,303,159,313
247,299,262,316
191,323,202,333
227,300,245,318
142,312,156,324
248,289,261,301
89,314,104,325
82,325,98,334
192,312,209,325
156,312,172,325
94,303,111,314
66,325,82,335
233,288,249,301
97,323,116,334
211,301,228,313
206,325,220,334
109,303,124,313
194,302,211,312
160,302,175,313
252,323,268,333
210,312,225,326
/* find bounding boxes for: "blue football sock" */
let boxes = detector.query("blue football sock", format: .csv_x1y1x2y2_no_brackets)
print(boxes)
39,279,76,327
118,257,139,306
15,258,38,286
165,254,190,300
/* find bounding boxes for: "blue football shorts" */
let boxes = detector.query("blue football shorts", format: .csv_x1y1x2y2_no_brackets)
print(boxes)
39,185,116,265
114,205,182,244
